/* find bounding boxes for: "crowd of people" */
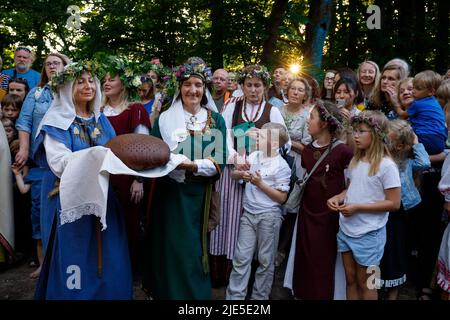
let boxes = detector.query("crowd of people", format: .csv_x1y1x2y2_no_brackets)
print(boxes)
1,45,450,301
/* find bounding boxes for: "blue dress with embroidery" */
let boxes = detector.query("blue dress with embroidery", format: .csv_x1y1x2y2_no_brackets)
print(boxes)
34,114,133,300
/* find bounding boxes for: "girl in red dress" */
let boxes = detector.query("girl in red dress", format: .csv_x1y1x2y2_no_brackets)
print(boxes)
289,100,353,299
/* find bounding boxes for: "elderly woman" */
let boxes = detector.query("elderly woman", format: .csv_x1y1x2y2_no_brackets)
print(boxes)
101,56,151,270
209,64,287,287
33,62,132,300
276,77,312,266
14,52,70,278
145,60,227,300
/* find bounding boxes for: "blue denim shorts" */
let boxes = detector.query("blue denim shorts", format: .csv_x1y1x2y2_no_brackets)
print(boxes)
337,226,386,267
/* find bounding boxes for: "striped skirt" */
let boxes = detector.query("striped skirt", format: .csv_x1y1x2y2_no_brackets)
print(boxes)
209,165,244,259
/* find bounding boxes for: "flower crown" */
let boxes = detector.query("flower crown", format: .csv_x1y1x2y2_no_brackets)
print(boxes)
238,65,272,87
49,60,98,92
173,63,213,83
164,62,212,98
140,59,165,74
350,112,388,142
315,101,343,133
95,54,143,90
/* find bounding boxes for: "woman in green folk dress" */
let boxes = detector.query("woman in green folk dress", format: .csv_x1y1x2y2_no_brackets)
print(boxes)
146,60,227,299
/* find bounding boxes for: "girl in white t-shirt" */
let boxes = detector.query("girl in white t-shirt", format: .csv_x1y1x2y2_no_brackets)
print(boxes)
327,110,401,300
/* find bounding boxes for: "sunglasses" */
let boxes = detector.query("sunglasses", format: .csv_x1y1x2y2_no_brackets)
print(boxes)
15,46,32,53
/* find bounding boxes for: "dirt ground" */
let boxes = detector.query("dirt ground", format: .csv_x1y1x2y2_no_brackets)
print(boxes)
0,257,417,300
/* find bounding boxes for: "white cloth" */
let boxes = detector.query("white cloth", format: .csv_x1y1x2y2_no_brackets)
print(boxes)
231,86,244,98
242,151,291,215
44,142,186,230
438,155,450,293
0,122,14,249
35,77,102,138
158,88,217,151
184,107,208,131
102,105,123,117
158,88,218,182
340,158,401,237
438,154,450,202
283,215,347,299
437,223,450,293
221,97,287,163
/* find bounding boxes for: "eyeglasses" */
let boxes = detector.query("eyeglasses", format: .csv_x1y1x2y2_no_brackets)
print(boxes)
352,129,371,136
45,61,62,67
15,47,32,53
325,77,335,81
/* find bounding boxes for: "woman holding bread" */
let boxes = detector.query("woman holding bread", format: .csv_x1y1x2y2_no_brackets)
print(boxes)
33,61,132,300
144,59,227,299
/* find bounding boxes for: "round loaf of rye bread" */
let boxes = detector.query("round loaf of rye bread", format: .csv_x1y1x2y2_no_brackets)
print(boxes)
105,133,170,170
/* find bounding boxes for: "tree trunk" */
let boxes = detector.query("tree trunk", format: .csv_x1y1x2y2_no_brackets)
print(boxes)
397,0,414,61
435,0,449,74
414,0,426,72
260,0,289,67
347,0,359,69
157,0,175,66
304,0,333,77
210,0,224,70
367,0,383,64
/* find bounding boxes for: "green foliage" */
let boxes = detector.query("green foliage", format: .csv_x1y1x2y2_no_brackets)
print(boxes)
0,0,448,79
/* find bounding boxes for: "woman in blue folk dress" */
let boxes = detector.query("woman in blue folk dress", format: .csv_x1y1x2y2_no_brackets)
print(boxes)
33,62,132,300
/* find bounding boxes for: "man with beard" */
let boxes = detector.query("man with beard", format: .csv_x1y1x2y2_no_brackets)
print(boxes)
1,47,40,89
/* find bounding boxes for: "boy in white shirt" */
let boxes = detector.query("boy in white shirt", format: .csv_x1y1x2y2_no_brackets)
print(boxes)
226,122,291,300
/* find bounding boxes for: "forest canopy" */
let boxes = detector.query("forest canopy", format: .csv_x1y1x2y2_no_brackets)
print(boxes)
1,0,448,78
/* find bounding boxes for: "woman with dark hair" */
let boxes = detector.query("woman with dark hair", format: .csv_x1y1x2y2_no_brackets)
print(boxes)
321,69,337,101
145,60,227,299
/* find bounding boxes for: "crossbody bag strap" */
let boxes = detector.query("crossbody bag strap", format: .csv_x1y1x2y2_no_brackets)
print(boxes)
298,140,342,185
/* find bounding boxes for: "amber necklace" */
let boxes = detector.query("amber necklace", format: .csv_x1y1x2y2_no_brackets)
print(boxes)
187,110,212,136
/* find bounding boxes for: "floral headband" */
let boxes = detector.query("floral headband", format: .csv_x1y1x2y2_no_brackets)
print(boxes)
173,63,213,83
238,65,272,87
94,54,143,90
141,59,164,73
164,62,212,98
49,60,98,92
350,113,388,142
315,102,343,132
140,59,172,82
